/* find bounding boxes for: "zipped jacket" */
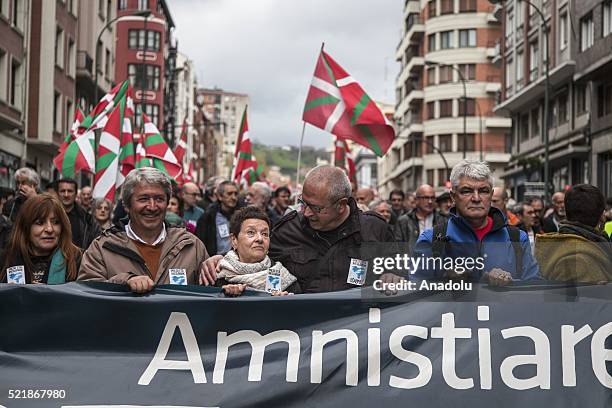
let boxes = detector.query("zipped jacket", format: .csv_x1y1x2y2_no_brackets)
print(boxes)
78,225,208,285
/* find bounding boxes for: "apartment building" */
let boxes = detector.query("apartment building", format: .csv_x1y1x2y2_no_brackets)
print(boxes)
378,0,511,197
0,0,29,187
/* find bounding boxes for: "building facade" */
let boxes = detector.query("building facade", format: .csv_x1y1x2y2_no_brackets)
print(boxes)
378,0,511,198
27,0,78,185
0,0,30,188
115,0,174,131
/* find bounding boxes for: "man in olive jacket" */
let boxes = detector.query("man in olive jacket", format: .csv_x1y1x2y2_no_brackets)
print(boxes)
79,168,208,293
200,165,399,293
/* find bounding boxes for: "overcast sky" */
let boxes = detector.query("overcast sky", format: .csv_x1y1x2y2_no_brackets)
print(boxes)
172,0,402,148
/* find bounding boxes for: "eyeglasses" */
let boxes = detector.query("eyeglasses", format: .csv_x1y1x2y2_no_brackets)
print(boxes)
457,187,492,198
297,195,342,214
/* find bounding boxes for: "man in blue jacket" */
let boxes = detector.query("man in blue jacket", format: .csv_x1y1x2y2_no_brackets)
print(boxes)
414,159,540,285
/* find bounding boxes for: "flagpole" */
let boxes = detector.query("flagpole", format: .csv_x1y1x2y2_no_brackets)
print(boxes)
295,121,307,191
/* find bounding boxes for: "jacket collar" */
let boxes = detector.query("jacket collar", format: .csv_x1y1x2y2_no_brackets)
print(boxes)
448,206,507,234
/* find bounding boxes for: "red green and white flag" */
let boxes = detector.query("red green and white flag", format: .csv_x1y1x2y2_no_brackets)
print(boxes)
140,113,183,179
53,80,132,179
231,107,260,187
302,49,395,156
334,137,356,183
173,117,188,164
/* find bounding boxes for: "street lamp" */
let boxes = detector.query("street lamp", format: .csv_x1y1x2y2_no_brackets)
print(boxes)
93,10,152,105
425,60,468,158
488,0,550,202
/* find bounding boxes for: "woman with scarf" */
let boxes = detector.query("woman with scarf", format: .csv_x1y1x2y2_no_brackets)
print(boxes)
217,206,299,296
1,193,81,284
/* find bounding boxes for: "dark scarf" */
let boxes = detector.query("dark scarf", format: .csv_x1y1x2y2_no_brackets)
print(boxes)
558,221,611,243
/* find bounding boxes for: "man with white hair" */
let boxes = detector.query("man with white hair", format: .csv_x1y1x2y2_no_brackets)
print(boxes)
3,167,40,223
200,165,399,292
245,181,281,226
414,160,540,284
79,168,209,293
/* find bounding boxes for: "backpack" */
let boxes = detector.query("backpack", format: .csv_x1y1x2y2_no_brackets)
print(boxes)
431,219,523,276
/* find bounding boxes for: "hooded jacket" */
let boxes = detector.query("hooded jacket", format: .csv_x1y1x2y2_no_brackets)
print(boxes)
535,221,612,283
78,225,208,285
393,208,448,253
414,206,541,281
268,197,396,293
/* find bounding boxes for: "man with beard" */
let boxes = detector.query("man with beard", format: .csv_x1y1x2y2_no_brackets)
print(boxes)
57,178,100,250
195,181,240,256
79,168,208,293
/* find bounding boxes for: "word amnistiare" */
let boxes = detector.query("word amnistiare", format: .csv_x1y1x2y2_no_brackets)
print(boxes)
138,308,612,390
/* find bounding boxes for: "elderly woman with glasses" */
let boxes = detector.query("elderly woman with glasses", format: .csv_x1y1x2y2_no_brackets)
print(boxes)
217,206,299,296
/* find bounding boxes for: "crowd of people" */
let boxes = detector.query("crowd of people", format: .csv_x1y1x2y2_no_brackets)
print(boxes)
1,159,611,294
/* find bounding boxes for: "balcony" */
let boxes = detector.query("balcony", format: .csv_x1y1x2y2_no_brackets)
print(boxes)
76,51,93,78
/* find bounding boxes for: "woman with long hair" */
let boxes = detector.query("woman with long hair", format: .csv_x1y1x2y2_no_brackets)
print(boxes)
92,197,113,231
1,193,81,284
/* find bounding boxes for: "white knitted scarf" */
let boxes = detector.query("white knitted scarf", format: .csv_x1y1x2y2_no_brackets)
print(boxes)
218,250,297,291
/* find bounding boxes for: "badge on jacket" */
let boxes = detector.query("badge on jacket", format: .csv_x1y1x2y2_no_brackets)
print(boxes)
7,265,26,284
168,268,187,285
218,223,230,238
265,267,282,293
347,259,368,286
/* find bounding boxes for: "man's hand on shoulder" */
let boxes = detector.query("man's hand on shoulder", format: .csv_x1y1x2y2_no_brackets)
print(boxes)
199,254,223,285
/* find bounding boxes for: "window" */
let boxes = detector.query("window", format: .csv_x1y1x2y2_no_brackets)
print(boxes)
597,82,612,117
96,40,102,74
67,39,75,77
106,0,112,22
12,0,21,29
576,84,587,115
104,49,111,77
427,101,435,119
458,134,475,151
53,92,61,133
143,104,159,127
604,1,612,37
441,0,454,14
506,58,513,94
516,0,523,27
128,64,161,90
520,113,529,142
580,13,594,51
55,27,64,69
458,98,476,116
428,0,436,17
439,65,452,83
438,168,449,186
1,0,8,18
459,29,477,47
9,59,21,108
516,50,524,85
439,134,452,152
560,12,568,49
128,29,161,51
427,169,434,186
439,99,453,117
427,67,436,85
529,40,538,81
66,99,73,137
459,0,476,12
138,0,148,11
440,31,454,49
506,11,514,37
426,136,434,154
428,33,436,52
0,50,6,100
118,0,127,10
558,92,568,124
531,108,539,139
458,63,476,80
98,0,104,18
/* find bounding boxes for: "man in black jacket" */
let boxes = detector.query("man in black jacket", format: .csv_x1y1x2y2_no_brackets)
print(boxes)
57,179,101,250
195,180,239,256
199,166,398,293
2,167,40,223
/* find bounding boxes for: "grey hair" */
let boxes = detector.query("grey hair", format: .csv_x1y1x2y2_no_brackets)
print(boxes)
15,167,41,189
368,199,389,211
450,160,494,190
304,165,351,203
121,167,172,206
252,181,272,203
93,197,113,210
217,180,237,195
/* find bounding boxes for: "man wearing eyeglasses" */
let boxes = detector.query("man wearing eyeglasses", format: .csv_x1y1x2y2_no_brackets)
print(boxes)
413,160,540,285
199,165,398,293
393,184,448,255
